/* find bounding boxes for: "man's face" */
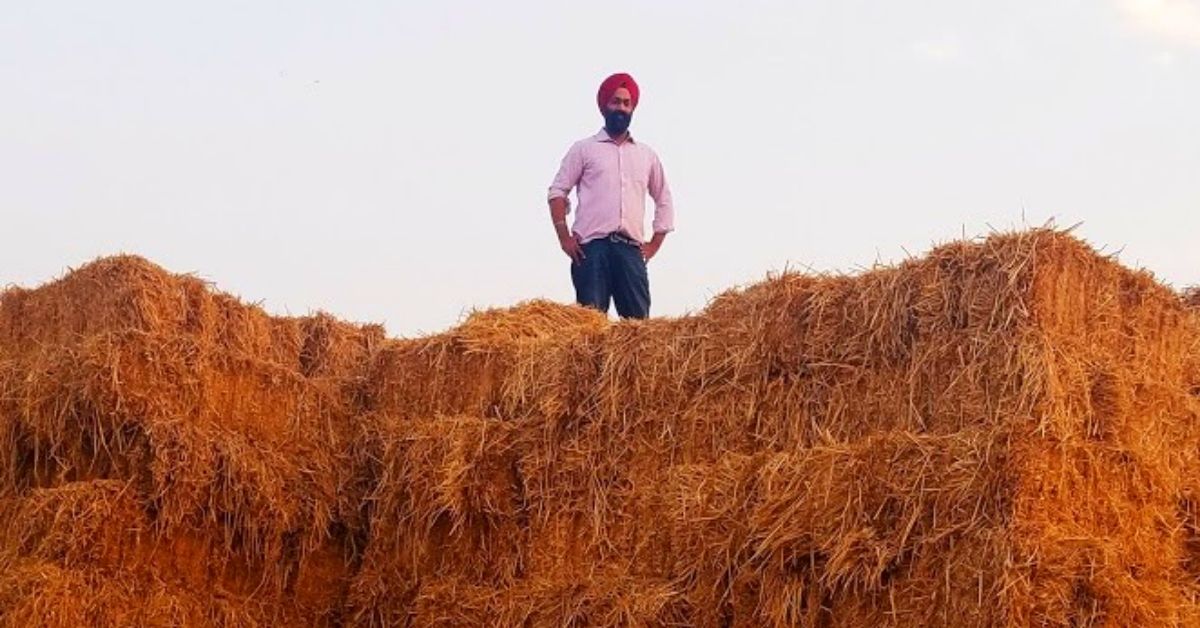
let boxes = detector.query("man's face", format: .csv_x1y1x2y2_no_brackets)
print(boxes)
606,87,633,115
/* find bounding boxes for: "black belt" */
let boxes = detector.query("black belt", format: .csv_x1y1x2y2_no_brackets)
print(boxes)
604,231,640,246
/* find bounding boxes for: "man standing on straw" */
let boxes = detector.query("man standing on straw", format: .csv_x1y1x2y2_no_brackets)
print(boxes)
547,72,675,320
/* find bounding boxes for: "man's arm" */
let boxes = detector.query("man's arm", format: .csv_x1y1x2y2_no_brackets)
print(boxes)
548,144,585,263
644,151,675,261
641,230,667,261
549,197,570,238
549,197,584,263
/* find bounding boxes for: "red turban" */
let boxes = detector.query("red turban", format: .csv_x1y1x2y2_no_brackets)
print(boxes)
596,73,640,112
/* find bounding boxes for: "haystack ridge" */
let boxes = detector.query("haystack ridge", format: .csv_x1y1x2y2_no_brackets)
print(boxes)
1,230,1198,627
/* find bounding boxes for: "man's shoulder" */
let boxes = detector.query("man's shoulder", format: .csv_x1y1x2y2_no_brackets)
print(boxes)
632,138,663,161
634,138,659,151
561,134,598,156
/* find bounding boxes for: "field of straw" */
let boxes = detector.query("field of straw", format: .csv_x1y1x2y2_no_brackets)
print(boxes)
1,229,1198,627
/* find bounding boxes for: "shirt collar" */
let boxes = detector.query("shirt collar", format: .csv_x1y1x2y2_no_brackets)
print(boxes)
593,128,636,144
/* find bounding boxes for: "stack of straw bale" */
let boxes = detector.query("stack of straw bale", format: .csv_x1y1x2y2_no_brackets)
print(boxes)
0,256,384,625
2,230,1199,627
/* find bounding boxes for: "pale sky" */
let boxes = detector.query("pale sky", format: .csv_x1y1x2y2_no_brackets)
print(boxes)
2,1,1197,335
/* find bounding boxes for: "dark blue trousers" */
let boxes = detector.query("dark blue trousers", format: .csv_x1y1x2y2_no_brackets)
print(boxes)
571,236,650,319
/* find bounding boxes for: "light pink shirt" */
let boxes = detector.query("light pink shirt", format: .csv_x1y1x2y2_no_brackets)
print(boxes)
547,130,675,244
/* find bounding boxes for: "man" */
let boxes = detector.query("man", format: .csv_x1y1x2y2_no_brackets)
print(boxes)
547,72,675,319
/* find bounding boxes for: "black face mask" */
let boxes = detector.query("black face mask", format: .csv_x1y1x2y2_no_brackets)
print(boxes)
604,109,632,136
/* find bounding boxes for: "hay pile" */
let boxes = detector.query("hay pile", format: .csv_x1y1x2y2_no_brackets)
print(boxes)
2,231,1199,626
0,256,384,625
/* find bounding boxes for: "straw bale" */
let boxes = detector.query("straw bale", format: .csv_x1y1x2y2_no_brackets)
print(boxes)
343,563,412,627
0,560,213,628
0,255,380,620
0,330,348,578
0,255,382,364
0,479,352,624
402,574,688,628
637,453,765,625
0,480,146,568
747,430,1010,592
567,428,1010,627
0,255,383,410
347,571,687,627
1,255,301,365
750,436,1010,626
365,300,606,421
0,558,344,627
358,414,527,584
1003,236,1200,626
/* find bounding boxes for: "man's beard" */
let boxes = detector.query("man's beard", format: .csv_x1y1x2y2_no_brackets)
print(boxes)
604,109,632,135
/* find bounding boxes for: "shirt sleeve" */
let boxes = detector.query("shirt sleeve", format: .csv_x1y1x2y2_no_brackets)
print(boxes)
648,150,675,234
547,143,584,207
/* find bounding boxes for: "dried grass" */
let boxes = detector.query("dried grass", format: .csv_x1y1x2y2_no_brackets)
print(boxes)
2,232,1199,626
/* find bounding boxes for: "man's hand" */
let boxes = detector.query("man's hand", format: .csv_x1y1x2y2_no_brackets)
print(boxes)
641,232,666,261
560,233,586,263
